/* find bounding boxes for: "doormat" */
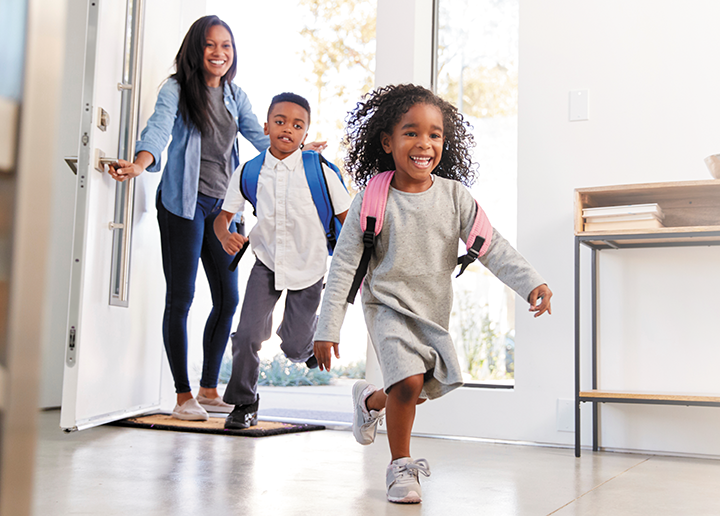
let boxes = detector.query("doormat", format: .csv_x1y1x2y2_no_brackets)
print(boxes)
109,413,325,437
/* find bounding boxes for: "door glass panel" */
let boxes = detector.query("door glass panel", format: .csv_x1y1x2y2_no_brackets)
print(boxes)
436,0,519,385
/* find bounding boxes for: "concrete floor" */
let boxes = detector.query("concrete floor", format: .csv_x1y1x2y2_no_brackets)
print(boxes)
32,408,720,516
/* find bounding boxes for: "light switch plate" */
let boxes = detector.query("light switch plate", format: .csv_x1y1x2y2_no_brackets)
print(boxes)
569,90,589,121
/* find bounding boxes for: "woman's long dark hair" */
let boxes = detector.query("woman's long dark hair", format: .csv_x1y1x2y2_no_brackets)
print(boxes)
172,15,237,135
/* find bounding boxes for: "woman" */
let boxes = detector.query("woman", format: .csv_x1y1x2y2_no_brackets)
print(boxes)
109,15,322,420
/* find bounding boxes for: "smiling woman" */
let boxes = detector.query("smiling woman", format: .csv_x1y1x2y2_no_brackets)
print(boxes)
106,15,271,421
202,25,234,87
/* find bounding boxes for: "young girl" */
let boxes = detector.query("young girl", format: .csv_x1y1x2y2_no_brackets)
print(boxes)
313,84,552,504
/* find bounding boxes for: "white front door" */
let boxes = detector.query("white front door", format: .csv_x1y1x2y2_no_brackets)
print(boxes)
60,0,165,431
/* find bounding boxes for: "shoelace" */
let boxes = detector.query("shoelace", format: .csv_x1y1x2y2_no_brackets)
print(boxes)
393,458,431,481
368,409,385,427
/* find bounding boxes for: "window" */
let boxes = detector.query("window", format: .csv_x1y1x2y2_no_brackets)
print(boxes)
436,0,519,384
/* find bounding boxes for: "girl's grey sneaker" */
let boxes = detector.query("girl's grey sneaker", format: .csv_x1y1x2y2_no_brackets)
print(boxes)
386,457,431,504
171,398,209,421
352,380,385,445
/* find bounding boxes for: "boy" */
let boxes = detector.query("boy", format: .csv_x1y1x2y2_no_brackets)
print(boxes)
214,92,351,429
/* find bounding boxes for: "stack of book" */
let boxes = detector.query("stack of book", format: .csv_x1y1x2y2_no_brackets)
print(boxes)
583,203,664,231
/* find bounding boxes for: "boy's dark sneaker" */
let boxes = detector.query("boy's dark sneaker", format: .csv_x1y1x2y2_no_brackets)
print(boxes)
224,396,259,430
305,355,319,369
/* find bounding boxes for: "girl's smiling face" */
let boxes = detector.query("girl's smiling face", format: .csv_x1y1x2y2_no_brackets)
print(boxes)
380,103,444,193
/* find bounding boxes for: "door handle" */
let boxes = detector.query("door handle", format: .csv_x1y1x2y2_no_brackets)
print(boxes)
65,156,78,174
64,154,119,174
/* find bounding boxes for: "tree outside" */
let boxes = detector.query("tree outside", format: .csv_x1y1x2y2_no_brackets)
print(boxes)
299,0,376,169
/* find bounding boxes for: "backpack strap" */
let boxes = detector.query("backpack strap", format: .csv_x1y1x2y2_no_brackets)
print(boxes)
347,170,394,304
228,151,265,271
302,150,347,255
239,150,266,216
456,200,493,277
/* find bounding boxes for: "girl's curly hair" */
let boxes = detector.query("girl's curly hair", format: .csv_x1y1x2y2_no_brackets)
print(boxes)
343,83,477,190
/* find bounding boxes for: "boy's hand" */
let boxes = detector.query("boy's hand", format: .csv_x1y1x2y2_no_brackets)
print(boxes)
221,233,248,256
314,340,339,372
528,284,553,317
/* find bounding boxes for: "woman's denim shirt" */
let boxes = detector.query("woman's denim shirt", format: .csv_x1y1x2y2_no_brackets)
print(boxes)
135,78,269,219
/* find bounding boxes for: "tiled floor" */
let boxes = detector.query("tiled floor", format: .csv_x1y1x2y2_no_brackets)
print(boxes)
32,407,720,516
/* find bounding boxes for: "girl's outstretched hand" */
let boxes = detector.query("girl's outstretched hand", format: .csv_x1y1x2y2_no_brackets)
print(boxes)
314,340,339,372
528,284,553,317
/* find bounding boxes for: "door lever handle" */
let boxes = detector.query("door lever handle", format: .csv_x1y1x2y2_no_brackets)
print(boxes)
65,156,78,174
64,154,119,175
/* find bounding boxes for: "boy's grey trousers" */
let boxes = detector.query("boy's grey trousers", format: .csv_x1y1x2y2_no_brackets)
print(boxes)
223,259,323,407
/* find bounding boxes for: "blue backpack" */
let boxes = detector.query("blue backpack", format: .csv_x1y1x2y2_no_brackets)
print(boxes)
229,150,347,271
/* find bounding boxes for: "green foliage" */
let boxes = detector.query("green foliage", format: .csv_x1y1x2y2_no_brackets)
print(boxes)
258,354,333,386
334,359,366,380
218,353,366,387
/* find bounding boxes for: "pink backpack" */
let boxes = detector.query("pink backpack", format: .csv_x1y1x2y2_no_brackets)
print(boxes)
346,170,493,303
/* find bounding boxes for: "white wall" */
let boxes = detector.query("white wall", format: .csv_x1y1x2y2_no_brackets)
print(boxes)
516,0,720,456
378,0,720,457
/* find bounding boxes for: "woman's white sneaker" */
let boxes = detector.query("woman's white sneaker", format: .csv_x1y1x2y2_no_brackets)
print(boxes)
196,393,233,413
171,398,209,421
352,380,385,445
386,457,431,504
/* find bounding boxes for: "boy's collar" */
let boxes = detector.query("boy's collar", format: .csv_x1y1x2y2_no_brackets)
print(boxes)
264,147,303,169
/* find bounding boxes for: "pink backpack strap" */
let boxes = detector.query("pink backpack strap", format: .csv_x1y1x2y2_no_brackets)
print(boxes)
360,170,394,233
456,200,493,277
347,171,394,303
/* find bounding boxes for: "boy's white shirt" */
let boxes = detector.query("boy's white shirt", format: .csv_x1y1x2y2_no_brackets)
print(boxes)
223,148,352,291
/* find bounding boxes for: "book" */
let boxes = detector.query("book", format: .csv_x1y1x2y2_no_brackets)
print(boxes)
584,218,664,231
584,213,660,224
582,203,663,219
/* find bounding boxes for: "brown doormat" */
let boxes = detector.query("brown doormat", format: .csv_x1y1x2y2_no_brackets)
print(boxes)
109,413,325,437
